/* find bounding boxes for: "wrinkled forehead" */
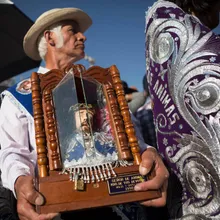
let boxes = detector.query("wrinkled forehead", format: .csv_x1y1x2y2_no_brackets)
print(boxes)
60,19,79,30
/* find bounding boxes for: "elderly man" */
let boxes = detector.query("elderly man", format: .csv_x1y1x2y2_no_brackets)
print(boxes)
0,7,168,220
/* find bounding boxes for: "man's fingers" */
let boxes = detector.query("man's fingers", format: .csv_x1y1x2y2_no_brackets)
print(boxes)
24,178,44,206
15,176,57,219
19,213,59,220
18,199,59,220
139,159,154,176
19,214,29,220
135,148,169,208
38,213,60,220
16,176,45,206
17,197,40,220
139,149,156,175
136,148,169,191
135,159,169,191
135,166,169,191
140,195,166,207
140,180,168,207
26,190,44,206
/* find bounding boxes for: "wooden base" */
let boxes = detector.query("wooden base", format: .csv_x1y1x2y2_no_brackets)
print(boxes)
36,165,161,214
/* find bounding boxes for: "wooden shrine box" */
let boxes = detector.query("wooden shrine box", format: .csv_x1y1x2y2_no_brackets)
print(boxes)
31,64,160,214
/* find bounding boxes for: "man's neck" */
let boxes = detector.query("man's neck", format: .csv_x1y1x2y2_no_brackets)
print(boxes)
45,53,78,70
45,59,73,70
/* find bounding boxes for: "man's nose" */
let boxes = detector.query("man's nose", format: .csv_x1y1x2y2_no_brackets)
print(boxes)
81,116,87,123
76,32,86,42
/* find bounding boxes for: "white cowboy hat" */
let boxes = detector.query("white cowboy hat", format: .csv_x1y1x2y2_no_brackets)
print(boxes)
23,8,92,60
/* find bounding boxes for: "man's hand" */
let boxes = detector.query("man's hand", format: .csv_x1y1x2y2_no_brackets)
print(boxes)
134,148,169,207
15,176,59,220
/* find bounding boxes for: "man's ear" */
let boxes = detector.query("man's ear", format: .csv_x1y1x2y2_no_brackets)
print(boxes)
44,30,55,46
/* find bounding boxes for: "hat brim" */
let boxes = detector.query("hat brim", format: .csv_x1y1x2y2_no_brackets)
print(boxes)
23,8,92,60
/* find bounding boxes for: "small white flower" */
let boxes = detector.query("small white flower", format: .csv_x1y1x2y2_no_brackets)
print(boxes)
209,56,216,63
170,13,176,19
164,9,171,14
163,138,168,146
152,13,158,19
192,78,199,85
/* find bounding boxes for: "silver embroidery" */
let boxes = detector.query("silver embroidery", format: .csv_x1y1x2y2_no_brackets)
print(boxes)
186,76,220,115
146,1,220,219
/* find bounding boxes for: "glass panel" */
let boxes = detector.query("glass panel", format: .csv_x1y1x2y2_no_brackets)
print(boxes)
53,72,118,172
52,71,80,163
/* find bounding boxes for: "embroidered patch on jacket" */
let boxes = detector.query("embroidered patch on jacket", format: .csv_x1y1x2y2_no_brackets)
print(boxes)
16,79,32,95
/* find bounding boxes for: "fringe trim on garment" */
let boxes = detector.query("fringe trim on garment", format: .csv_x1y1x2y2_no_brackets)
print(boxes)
60,160,133,183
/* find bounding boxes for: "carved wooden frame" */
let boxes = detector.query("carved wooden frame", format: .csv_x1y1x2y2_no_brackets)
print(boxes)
31,64,160,214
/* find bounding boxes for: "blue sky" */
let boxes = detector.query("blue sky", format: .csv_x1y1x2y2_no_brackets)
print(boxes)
13,0,220,91
13,0,156,91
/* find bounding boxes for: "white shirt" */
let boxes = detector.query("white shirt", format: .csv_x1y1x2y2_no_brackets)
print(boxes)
0,66,149,196
0,67,48,196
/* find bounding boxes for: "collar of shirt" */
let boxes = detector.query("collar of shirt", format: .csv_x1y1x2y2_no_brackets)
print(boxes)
37,66,50,74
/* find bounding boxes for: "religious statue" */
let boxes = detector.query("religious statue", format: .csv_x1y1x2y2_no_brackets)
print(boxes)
62,103,118,185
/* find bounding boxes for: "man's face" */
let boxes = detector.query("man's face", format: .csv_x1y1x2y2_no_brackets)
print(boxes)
55,20,86,61
18,79,31,92
75,109,94,133
22,80,31,90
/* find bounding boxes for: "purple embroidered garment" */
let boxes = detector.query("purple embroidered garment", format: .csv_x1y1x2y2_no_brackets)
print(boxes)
145,0,220,219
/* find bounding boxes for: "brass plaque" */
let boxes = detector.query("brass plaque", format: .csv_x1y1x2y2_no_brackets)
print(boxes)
107,173,146,195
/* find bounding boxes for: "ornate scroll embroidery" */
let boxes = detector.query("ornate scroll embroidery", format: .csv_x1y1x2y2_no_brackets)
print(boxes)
145,1,220,218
